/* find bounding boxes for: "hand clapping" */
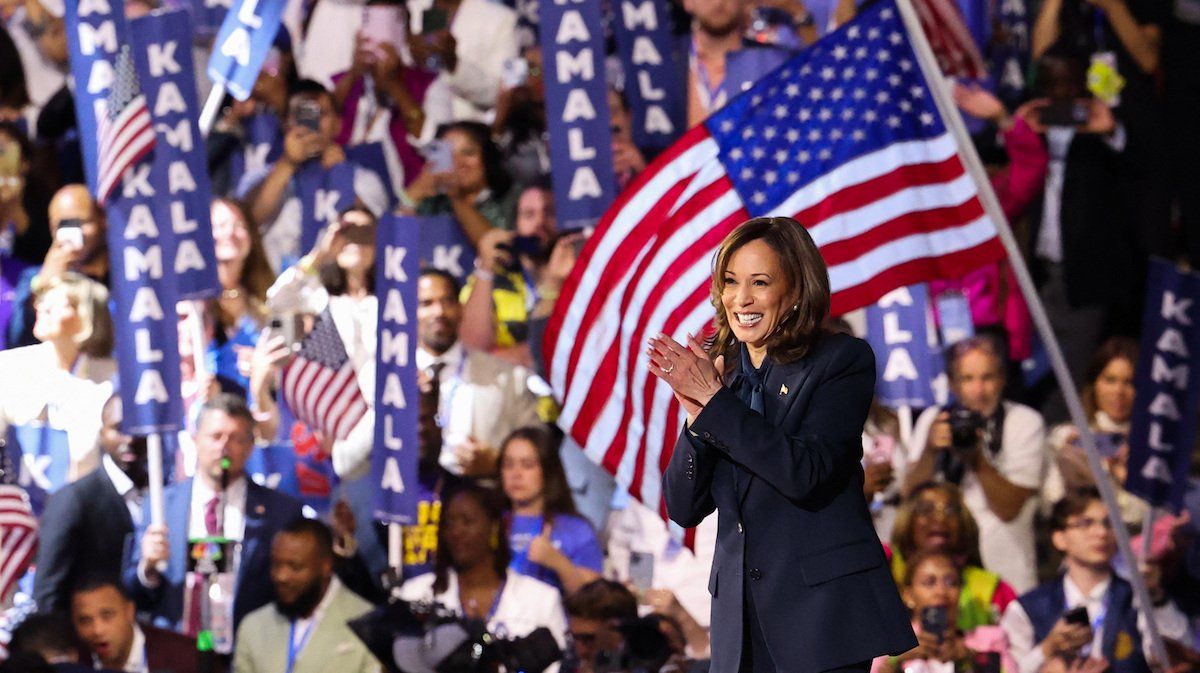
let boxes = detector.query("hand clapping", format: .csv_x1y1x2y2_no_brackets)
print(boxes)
646,333,724,424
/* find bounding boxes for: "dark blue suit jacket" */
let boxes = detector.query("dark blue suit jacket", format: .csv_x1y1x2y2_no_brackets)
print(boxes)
664,333,916,673
124,477,303,633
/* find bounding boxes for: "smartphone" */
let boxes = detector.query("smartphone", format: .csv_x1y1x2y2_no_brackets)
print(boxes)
270,314,303,349
919,605,948,638
1039,99,1090,127
293,98,322,131
511,235,542,258
361,4,406,59
421,6,447,33
56,217,84,250
0,138,20,177
629,551,654,591
502,57,529,89
424,139,453,173
1063,605,1090,627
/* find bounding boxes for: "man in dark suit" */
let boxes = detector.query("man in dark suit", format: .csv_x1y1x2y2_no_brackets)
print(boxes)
126,394,303,655
34,396,146,614
71,579,198,673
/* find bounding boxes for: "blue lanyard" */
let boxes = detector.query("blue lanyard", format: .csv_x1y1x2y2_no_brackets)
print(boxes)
459,578,507,622
286,620,316,673
689,39,724,105
435,355,468,430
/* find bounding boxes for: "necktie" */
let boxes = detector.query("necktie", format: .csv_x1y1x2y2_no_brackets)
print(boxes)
186,496,223,636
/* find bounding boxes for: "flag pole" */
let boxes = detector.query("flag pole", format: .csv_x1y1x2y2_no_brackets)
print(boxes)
198,81,227,138
147,432,165,526
891,0,1172,665
388,523,403,595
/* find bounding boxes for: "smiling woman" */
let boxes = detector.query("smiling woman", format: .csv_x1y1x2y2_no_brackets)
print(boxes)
651,216,916,673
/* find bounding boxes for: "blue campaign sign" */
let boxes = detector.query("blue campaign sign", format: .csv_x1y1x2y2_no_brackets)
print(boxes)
295,161,357,253
934,289,975,347
538,0,617,228
228,111,283,191
205,0,286,100
611,0,686,153
63,0,131,195
1126,259,1200,512
345,142,398,210
4,424,70,514
372,216,420,525
411,214,477,284
190,0,231,38
128,10,220,300
864,284,941,408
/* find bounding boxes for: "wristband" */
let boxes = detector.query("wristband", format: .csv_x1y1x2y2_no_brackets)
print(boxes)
473,267,495,282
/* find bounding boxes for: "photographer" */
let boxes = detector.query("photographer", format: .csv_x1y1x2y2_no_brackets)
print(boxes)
905,337,1047,592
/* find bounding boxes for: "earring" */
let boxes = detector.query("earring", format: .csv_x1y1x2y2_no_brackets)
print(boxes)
490,529,500,550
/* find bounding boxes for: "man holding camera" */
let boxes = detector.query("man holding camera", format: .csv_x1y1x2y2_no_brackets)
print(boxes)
906,337,1047,592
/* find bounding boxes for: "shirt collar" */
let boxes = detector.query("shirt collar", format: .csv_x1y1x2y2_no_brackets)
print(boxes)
290,577,342,628
102,454,136,497
192,474,248,508
417,340,465,372
1064,573,1112,606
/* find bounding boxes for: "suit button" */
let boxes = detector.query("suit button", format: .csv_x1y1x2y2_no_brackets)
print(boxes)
749,568,762,581
703,432,712,439
737,522,744,534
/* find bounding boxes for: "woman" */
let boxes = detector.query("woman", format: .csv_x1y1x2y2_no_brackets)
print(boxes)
872,551,1016,673
889,482,1018,630
0,121,58,267
408,121,517,244
0,272,115,506
499,425,602,594
1041,337,1145,529
653,217,915,673
397,485,568,658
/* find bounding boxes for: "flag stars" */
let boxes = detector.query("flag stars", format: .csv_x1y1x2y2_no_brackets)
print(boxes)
888,74,902,87
798,150,811,162
751,147,766,159
786,129,801,142
899,59,913,71
774,105,789,119
808,128,822,141
899,100,912,112
800,108,812,121
847,26,861,39
831,88,845,101
852,129,866,141
786,83,801,98
910,86,925,98
868,27,881,39
843,66,857,79
855,46,869,59
821,67,836,81
920,112,936,125
764,171,778,184
877,50,892,61
842,108,856,120
889,31,903,45
864,110,878,122
866,68,879,80
818,148,832,160
752,192,767,205
819,108,833,121
775,149,789,163
830,129,844,141
833,45,848,60
809,88,824,101
730,148,744,160
786,171,801,184
763,126,777,139
741,168,754,180
720,120,735,133
887,116,902,128
876,91,890,104
742,127,756,139
853,88,867,100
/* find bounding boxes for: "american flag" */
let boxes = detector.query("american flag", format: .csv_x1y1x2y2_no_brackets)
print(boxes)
282,311,369,440
0,484,37,608
912,0,987,79
545,0,1003,521
96,45,155,205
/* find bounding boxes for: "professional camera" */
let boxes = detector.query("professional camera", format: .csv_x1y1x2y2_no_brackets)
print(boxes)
583,616,675,673
347,598,562,673
946,404,985,451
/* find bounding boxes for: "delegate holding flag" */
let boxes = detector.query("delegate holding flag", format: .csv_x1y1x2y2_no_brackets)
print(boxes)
545,0,1004,516
96,45,156,205
282,311,368,441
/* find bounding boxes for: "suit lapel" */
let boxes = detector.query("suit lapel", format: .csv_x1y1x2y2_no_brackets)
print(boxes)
168,481,193,583
735,356,816,508
240,484,266,591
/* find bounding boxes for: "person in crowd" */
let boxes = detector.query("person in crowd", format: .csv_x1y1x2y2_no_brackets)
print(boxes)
71,579,196,673
242,79,388,271
655,216,916,672
128,394,305,653
562,579,639,673
905,336,1048,593
0,272,114,506
408,121,518,244
640,587,712,667
233,518,379,673
1000,488,1193,673
862,398,906,544
197,198,273,399
208,45,291,197
0,26,30,124
0,121,58,268
494,45,549,186
33,396,145,614
8,184,108,348
5,612,86,671
609,89,647,190
527,226,586,377
1042,337,1145,529
397,484,568,648
9,0,68,140
499,425,602,594
889,482,1019,631
406,0,518,124
873,551,1017,673
416,268,540,478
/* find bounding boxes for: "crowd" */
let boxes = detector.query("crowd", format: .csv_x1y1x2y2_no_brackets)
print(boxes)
1,0,1200,670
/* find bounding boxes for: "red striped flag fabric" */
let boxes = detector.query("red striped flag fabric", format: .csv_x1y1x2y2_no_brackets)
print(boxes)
96,45,156,205
281,311,368,441
912,0,987,79
545,0,1003,526
0,485,37,607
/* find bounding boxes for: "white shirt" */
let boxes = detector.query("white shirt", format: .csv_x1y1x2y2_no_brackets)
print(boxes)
120,624,147,673
1036,125,1127,264
417,341,473,473
5,8,68,132
188,476,248,541
1000,573,1192,673
909,402,1047,592
101,454,145,529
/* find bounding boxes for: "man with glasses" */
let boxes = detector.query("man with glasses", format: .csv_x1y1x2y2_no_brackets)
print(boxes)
126,394,304,656
8,184,108,347
1000,488,1191,673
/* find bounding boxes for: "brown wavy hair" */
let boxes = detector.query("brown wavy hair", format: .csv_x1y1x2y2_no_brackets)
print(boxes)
708,217,830,371
1081,336,1138,421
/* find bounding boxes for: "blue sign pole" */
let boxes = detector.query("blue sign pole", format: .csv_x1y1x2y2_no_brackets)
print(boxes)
200,0,286,133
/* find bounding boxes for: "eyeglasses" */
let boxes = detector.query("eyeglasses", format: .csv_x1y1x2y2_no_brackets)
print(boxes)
1065,517,1113,531
914,575,962,590
912,502,962,519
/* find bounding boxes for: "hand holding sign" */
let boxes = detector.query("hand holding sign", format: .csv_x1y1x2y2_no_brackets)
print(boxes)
454,436,499,478
140,523,171,580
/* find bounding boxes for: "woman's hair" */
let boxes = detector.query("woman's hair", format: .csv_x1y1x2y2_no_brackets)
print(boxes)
499,425,579,521
318,205,377,296
0,26,29,111
35,272,115,358
901,549,962,589
214,198,273,323
1081,336,1137,420
436,121,513,198
890,482,980,566
708,216,830,369
432,484,511,594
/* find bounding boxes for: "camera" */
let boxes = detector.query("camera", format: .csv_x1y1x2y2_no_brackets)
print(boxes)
946,405,984,451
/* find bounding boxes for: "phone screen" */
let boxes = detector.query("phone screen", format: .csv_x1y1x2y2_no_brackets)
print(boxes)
56,218,84,250
421,7,447,33
629,551,654,591
425,140,453,173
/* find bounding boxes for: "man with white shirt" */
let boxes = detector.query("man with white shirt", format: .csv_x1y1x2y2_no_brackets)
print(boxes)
34,396,143,614
71,579,197,673
127,394,304,654
233,518,379,673
416,269,540,479
1000,488,1192,673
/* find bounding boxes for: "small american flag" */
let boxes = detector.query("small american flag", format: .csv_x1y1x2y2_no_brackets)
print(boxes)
96,45,155,205
0,484,37,608
545,0,1003,526
911,0,987,79
282,311,368,440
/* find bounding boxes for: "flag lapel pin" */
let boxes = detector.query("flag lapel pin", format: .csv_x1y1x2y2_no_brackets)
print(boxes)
780,384,789,396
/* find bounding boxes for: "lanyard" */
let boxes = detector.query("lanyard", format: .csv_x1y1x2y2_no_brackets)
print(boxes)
286,620,316,673
435,355,468,430
689,39,725,110
459,578,507,622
